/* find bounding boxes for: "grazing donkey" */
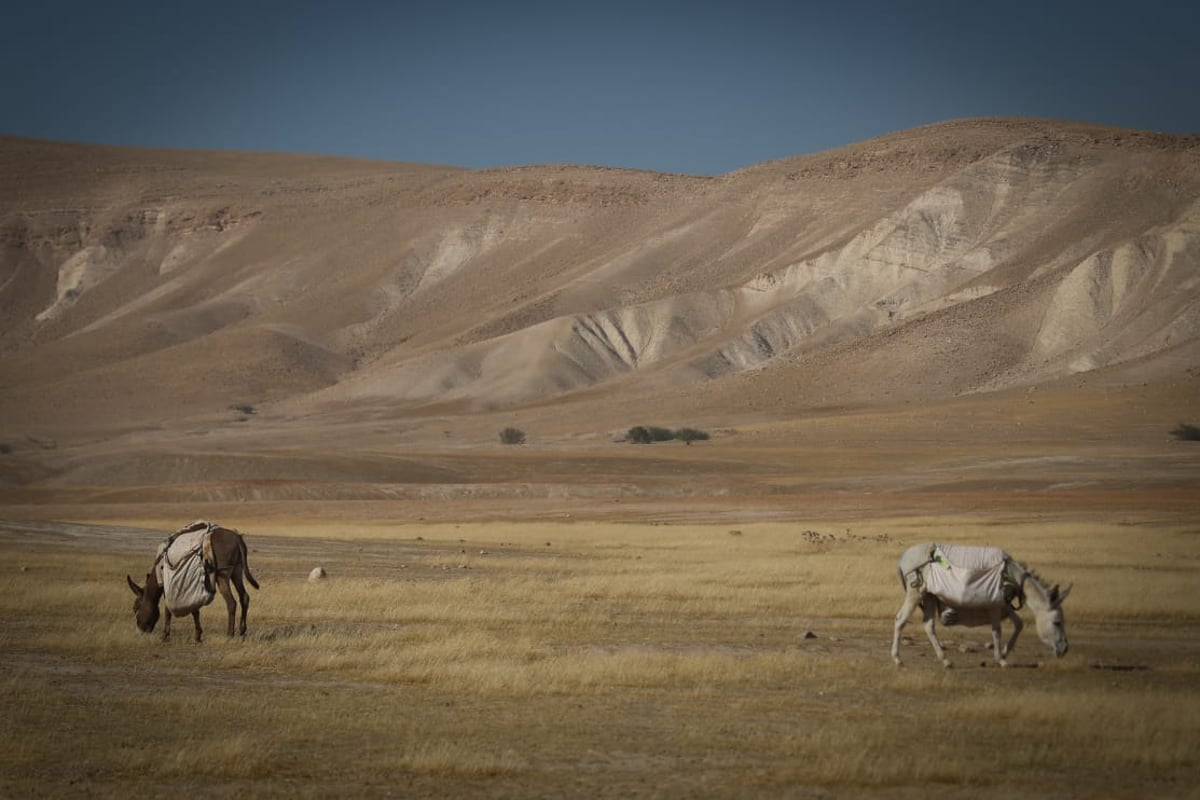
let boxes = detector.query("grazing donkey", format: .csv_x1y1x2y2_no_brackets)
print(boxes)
892,543,1070,668
127,521,259,642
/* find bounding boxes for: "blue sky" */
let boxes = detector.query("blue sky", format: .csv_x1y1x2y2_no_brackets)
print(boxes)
3,1,1197,175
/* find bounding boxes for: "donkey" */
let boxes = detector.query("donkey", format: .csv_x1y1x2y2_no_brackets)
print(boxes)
127,523,259,642
891,543,1070,668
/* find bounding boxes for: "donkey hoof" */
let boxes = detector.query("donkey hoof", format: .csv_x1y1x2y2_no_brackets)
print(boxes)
941,659,954,669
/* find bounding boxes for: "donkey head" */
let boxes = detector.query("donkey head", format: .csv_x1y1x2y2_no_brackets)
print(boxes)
126,572,163,633
1033,583,1072,657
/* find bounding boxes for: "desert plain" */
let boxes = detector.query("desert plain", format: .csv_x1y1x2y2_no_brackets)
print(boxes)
1,117,1199,797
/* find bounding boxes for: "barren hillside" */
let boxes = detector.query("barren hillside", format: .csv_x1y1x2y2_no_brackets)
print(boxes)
1,118,1198,508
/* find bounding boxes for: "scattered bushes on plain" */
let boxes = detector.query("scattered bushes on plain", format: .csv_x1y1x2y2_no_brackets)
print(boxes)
625,425,711,444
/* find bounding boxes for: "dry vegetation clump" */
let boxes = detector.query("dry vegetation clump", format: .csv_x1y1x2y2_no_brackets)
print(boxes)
1,517,1198,797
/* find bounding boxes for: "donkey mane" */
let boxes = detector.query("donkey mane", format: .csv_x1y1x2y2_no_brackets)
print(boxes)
1017,564,1063,608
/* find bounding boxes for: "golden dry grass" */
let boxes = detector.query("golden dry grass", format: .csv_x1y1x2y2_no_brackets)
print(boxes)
1,516,1198,798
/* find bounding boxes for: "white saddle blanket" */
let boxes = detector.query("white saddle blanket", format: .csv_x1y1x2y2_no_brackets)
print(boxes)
157,527,216,615
925,545,1008,608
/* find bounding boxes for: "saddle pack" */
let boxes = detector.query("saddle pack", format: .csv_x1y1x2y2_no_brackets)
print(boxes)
156,521,218,615
919,544,1024,617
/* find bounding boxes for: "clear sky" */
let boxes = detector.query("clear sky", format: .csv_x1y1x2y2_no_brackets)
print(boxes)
3,0,1197,175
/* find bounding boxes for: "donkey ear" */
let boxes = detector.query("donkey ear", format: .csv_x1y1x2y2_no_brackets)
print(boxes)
127,574,144,597
1057,583,1072,604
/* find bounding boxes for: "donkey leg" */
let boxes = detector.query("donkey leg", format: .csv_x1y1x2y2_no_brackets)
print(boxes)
1002,605,1024,658
192,610,203,643
990,611,1007,667
892,590,921,665
162,610,173,642
921,595,951,668
233,574,251,636
216,575,237,637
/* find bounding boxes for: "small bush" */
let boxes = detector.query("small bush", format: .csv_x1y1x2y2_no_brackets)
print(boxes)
674,428,711,445
627,426,652,444
647,426,674,442
1171,423,1200,441
231,404,256,416
499,427,526,445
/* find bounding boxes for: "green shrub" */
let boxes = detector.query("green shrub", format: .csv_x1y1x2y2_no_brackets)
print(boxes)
627,426,652,444
499,427,526,445
1171,423,1200,441
674,428,711,445
647,426,674,442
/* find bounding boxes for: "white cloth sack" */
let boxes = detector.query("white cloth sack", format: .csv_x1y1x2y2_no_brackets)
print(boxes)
924,544,1008,608
157,528,215,615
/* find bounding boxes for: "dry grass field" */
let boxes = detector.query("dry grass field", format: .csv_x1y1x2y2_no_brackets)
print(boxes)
2,510,1198,799
2,119,1199,796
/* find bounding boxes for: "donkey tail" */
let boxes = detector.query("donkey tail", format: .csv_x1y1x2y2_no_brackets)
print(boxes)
239,535,260,590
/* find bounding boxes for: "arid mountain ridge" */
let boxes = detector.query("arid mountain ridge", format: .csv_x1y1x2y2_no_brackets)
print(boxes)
1,117,1199,505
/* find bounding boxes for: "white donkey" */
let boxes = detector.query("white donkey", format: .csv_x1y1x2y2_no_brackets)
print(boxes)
892,543,1070,668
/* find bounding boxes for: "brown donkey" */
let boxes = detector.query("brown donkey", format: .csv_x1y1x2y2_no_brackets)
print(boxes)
127,523,259,642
